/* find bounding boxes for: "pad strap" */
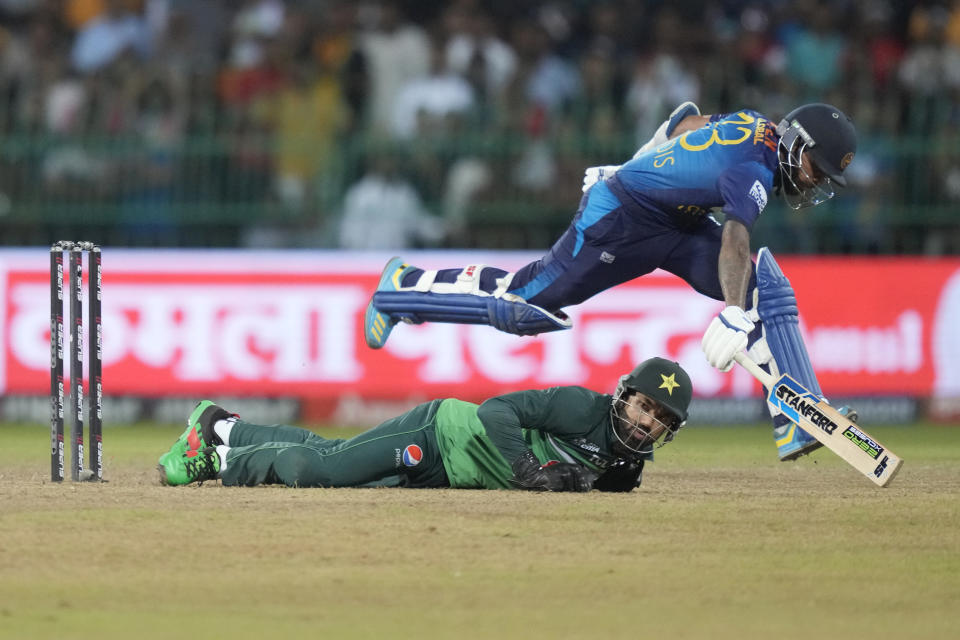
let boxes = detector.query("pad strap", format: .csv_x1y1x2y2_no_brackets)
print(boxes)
372,291,572,336
413,270,437,292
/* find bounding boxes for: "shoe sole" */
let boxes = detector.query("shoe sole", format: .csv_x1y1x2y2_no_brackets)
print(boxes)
157,454,217,486
775,417,822,461
364,257,406,349
779,439,824,461
157,463,169,486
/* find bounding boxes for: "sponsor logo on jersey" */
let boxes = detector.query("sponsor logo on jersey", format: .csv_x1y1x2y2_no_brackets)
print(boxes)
748,180,768,212
600,251,615,264
402,444,423,467
753,118,767,145
754,117,777,151
574,438,600,453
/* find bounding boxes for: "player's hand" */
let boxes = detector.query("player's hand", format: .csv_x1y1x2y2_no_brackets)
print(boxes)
581,165,620,193
542,462,597,492
509,450,553,490
702,305,754,372
509,451,596,492
593,458,644,492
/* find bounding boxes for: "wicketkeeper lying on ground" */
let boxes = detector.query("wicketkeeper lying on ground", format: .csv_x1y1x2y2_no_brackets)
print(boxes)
157,357,691,492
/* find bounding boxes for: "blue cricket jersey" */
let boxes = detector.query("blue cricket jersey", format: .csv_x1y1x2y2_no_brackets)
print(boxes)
433,110,779,311
613,110,779,231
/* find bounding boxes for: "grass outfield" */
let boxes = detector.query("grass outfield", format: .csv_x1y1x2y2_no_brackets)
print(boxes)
1,421,958,640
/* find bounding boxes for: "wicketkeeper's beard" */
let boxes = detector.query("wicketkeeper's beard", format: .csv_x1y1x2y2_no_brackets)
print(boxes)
610,403,662,456
611,439,646,461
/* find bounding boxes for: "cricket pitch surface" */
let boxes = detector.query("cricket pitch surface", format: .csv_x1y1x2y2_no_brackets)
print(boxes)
1,422,957,639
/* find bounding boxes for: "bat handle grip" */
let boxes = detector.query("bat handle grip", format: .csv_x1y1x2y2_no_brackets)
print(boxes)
733,352,776,389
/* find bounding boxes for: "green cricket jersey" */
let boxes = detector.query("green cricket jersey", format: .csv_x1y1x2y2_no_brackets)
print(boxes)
434,386,622,489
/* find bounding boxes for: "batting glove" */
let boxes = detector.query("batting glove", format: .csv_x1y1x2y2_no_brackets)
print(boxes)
581,165,620,193
701,305,755,372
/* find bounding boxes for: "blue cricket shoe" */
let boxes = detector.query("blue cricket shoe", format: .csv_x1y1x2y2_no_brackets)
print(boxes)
364,256,414,349
776,405,858,461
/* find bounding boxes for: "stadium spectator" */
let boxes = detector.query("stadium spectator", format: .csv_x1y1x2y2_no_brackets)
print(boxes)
441,2,516,114
513,20,579,115
263,54,350,212
358,0,430,134
0,0,956,252
337,144,445,250
70,0,152,73
389,36,475,140
784,4,847,101
116,69,187,244
625,8,700,149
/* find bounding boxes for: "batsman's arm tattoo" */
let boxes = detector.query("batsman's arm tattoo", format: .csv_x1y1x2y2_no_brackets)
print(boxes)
718,219,752,308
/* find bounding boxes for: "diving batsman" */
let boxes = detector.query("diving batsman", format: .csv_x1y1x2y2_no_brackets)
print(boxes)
363,101,859,461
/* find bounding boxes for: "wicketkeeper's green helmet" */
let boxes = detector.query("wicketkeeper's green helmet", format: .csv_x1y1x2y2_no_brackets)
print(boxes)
611,357,692,455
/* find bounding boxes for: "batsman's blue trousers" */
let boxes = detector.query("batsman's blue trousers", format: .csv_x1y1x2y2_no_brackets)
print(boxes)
506,179,756,311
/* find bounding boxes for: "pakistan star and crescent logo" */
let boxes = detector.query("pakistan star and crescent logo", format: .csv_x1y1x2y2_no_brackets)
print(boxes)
659,373,680,395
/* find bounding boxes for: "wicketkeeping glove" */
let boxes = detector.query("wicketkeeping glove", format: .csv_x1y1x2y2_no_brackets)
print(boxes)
545,462,597,492
701,305,754,372
509,451,597,492
593,458,644,492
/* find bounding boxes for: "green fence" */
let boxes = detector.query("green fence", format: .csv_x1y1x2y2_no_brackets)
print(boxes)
0,130,955,253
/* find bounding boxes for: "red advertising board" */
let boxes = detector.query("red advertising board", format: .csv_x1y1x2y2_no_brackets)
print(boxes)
2,249,959,403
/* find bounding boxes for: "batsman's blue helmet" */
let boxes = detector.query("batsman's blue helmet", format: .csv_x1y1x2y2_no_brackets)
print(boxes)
776,103,857,209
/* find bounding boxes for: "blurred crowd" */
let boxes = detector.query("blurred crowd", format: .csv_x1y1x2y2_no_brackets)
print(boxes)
0,0,958,252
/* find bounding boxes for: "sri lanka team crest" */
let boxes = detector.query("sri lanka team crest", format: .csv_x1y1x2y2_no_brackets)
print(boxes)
402,444,423,467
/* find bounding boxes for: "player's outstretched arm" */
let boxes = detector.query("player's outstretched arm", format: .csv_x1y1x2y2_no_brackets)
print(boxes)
717,219,752,309
701,220,755,372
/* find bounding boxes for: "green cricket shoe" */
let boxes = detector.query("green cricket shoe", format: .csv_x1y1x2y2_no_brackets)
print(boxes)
158,447,221,486
364,256,416,349
157,439,189,469
157,400,235,467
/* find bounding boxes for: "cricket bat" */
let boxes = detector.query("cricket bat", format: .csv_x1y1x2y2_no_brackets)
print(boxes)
734,352,903,487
